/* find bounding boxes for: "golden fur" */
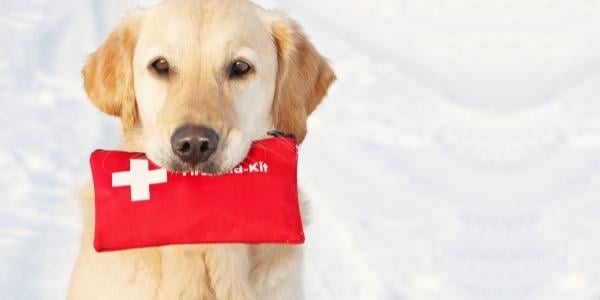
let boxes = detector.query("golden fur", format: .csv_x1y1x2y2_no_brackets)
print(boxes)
68,0,335,299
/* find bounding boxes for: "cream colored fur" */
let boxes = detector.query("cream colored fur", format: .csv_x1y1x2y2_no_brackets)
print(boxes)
67,0,334,299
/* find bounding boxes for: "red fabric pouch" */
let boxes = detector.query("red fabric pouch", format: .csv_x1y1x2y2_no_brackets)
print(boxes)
90,137,304,252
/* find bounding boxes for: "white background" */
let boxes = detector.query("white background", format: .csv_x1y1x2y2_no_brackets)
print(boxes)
1,0,600,299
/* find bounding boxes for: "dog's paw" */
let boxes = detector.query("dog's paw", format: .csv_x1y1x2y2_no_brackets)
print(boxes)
216,283,256,300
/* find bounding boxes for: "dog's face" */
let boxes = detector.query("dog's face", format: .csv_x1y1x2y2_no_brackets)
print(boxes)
133,0,280,173
83,0,335,173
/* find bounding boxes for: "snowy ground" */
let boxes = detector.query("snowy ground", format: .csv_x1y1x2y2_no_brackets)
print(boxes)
2,0,600,299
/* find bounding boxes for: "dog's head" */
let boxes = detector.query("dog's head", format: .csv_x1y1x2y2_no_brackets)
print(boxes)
83,0,335,173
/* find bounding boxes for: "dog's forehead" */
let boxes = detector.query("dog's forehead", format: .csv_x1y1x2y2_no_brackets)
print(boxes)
141,0,270,50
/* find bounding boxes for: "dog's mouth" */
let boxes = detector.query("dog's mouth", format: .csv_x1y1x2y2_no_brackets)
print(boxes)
165,159,222,175
161,144,250,176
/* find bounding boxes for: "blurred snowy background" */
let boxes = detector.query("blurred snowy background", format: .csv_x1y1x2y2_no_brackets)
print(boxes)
2,0,600,299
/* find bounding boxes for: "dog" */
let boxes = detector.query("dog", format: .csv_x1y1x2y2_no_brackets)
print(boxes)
66,0,335,299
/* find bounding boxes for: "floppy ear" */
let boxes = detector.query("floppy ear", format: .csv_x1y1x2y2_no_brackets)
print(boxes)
83,15,141,131
270,14,336,143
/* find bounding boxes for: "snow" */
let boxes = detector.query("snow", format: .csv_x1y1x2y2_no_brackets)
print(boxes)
2,0,600,299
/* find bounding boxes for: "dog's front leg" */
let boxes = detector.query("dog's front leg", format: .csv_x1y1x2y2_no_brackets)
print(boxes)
205,245,255,300
250,244,304,300
247,192,310,299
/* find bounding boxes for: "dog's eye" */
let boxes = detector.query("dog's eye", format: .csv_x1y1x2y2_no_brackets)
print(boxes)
150,58,170,76
229,60,252,78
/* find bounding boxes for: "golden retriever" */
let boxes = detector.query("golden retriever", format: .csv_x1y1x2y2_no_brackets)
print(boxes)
67,0,335,299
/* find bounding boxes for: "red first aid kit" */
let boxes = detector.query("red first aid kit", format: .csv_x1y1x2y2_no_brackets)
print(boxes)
90,136,304,252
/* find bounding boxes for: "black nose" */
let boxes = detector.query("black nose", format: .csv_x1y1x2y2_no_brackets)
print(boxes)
171,125,219,165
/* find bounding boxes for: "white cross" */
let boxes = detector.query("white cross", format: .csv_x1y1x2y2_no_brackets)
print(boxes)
112,159,168,201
